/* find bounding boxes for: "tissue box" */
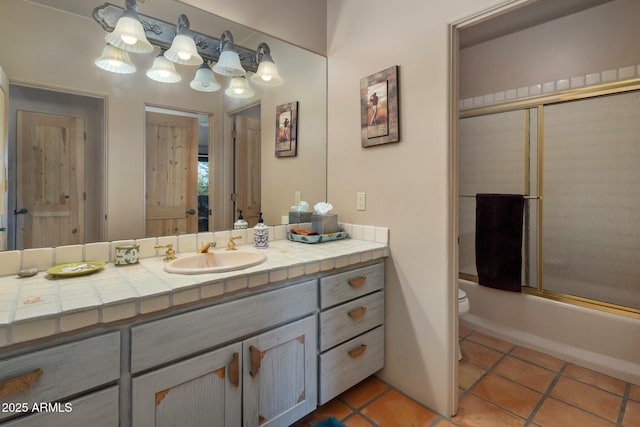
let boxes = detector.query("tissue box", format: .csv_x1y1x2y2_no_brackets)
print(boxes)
311,214,338,234
289,211,313,224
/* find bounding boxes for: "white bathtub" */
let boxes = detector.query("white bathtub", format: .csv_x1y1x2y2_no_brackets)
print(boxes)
459,279,640,384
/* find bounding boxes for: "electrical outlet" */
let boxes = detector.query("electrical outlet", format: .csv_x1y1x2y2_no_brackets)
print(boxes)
295,191,301,204
357,192,366,211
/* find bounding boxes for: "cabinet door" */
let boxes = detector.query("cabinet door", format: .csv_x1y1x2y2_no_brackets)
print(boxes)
132,343,242,427
243,316,317,427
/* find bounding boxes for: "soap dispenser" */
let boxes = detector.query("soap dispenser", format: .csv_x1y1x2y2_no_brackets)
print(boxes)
234,210,248,229
254,212,269,248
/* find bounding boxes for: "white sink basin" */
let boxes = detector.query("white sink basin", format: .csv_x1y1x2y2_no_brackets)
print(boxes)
164,250,267,275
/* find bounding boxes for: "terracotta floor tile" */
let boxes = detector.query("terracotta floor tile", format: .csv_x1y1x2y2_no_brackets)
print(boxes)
434,419,458,426
460,340,503,370
510,346,564,372
467,331,514,353
459,359,486,390
623,399,640,427
493,356,556,393
631,384,640,402
361,389,439,427
292,399,352,426
342,414,375,427
550,376,622,422
339,376,388,409
454,394,525,427
563,363,627,396
533,397,614,427
459,324,473,339
471,373,542,419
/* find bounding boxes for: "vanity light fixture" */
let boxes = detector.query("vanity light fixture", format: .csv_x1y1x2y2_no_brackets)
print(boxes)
164,15,203,66
104,0,153,53
225,76,254,98
212,31,246,77
251,43,283,86
146,51,181,83
93,1,284,94
190,62,221,92
94,44,136,74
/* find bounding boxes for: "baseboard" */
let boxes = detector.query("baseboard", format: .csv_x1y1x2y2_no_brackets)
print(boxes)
461,314,640,385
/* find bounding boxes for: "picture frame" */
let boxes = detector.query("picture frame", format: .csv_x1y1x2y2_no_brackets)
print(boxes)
360,65,399,147
275,101,298,157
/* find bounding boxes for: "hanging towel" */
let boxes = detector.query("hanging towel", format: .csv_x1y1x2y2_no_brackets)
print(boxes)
475,194,525,292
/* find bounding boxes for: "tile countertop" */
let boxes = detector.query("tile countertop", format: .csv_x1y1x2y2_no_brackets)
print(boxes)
0,235,388,348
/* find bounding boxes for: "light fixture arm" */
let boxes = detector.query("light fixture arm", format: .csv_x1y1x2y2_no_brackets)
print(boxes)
176,14,190,35
254,42,274,64
219,30,234,52
93,2,259,72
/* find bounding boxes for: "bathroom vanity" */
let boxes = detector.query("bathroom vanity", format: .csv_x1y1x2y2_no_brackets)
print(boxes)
0,228,387,426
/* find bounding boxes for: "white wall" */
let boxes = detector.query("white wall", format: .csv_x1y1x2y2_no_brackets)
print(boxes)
326,0,508,415
460,0,640,99
181,0,327,55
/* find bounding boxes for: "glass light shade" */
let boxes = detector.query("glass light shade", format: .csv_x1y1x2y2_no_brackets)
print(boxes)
190,64,221,92
95,44,136,74
225,76,254,98
146,55,181,83
105,14,153,53
164,34,203,66
212,50,246,77
250,60,283,86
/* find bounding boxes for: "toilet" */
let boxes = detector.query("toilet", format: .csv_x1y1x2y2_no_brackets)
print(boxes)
458,289,470,360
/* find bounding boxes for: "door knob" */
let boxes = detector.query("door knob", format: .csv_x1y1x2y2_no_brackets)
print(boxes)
14,208,28,215
186,209,196,215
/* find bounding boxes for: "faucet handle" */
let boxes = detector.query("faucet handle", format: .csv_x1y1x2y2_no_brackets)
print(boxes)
154,244,177,261
199,242,216,253
226,236,242,251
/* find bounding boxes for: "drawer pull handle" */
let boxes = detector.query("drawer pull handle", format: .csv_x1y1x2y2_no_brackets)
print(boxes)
228,352,240,387
348,277,367,288
249,345,265,378
348,344,367,358
348,306,367,319
0,368,43,399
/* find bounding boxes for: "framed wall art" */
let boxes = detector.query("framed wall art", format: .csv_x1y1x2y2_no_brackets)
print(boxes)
360,65,399,147
275,101,298,157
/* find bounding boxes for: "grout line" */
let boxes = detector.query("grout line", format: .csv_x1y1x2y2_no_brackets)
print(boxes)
524,361,567,424
616,383,631,427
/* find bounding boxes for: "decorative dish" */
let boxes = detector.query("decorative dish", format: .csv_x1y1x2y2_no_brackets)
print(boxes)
287,230,349,244
47,262,106,277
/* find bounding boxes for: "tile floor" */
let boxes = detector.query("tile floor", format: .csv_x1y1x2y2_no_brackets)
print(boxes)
295,326,639,427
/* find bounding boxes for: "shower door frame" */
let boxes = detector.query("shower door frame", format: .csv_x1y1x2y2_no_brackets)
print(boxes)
459,77,640,319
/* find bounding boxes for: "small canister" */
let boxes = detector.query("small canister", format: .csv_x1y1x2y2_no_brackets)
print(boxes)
114,244,140,266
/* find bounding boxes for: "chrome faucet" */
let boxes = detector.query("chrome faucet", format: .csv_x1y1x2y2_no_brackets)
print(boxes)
198,242,216,253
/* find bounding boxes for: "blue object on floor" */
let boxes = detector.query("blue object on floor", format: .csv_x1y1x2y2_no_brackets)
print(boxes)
314,417,346,427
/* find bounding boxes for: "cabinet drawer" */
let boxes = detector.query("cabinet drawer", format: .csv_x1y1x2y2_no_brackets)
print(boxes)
318,326,384,405
2,386,119,427
319,291,383,351
0,332,120,421
131,279,317,373
320,263,384,308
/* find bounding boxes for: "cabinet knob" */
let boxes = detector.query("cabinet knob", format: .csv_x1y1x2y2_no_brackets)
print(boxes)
348,306,367,320
348,344,367,358
348,276,367,288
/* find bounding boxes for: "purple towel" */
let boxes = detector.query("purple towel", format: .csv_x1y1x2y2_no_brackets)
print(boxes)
475,194,524,292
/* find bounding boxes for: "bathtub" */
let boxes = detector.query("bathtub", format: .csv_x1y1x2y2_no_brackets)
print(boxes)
458,279,640,384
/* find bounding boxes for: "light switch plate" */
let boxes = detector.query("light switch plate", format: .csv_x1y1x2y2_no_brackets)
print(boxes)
357,192,366,211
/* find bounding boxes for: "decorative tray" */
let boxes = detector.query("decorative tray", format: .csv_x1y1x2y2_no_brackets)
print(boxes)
47,262,106,277
287,230,349,244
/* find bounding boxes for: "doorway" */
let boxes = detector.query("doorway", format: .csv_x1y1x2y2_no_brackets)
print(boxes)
144,106,211,237
7,84,104,250
230,105,261,228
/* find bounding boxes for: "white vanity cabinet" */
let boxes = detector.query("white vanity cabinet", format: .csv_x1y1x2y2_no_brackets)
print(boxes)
0,332,121,426
130,280,318,427
317,263,385,404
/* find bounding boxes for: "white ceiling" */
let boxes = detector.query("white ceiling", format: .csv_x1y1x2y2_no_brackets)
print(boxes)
459,0,614,48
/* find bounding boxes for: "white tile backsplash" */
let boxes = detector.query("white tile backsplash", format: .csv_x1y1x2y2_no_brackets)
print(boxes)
54,244,84,265
618,65,635,80
84,242,111,263
602,69,617,82
21,248,53,271
0,251,21,276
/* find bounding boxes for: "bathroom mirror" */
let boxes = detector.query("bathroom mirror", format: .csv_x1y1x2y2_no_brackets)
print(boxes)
0,0,327,250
